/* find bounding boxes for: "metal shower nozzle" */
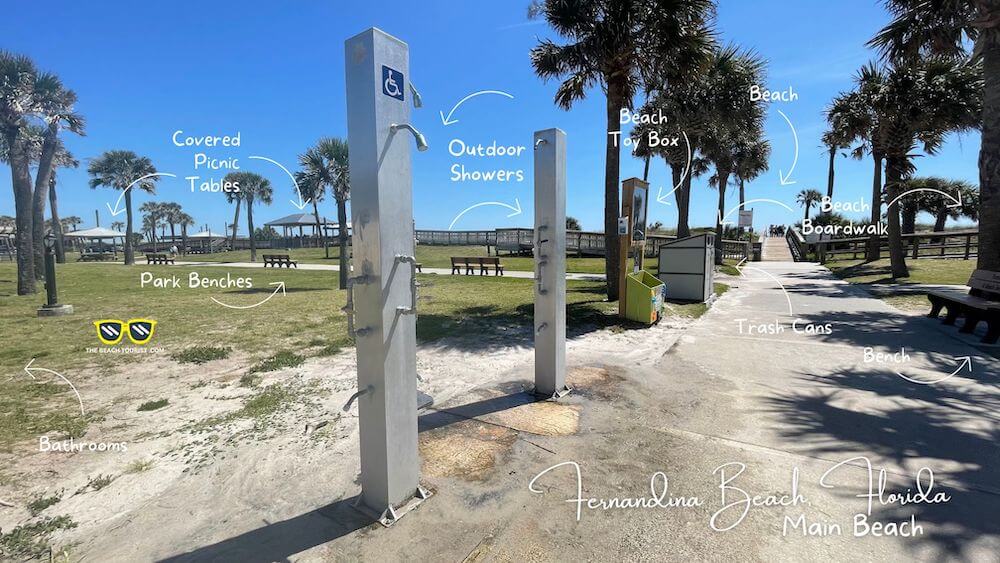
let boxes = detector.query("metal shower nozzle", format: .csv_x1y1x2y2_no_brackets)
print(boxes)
409,83,423,108
390,123,429,152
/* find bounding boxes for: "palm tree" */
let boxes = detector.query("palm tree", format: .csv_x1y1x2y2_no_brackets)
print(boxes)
161,202,182,245
224,172,272,262
176,212,194,256
796,189,824,221
30,75,84,278
733,138,771,212
833,68,889,261
47,142,78,263
822,95,854,213
140,201,164,249
226,189,241,251
110,221,124,231
1,51,42,293
87,150,160,265
62,216,81,232
902,177,979,234
697,45,767,264
870,0,999,271
867,59,982,278
296,137,350,288
529,0,715,299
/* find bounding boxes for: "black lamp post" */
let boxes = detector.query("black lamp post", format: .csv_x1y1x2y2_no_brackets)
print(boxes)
37,232,73,317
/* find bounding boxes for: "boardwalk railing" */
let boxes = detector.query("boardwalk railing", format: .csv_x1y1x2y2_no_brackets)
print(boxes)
810,229,979,263
416,228,754,262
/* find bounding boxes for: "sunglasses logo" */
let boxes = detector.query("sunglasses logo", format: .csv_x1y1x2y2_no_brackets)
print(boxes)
94,319,157,345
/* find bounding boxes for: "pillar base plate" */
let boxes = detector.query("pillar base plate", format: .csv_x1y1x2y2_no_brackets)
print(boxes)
37,304,74,317
533,385,571,400
352,485,433,527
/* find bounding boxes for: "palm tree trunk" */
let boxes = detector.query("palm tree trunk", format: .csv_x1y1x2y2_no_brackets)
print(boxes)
230,198,241,251
824,146,836,215
901,202,917,235
169,223,176,245
4,128,37,294
337,196,349,290
679,167,693,239
884,155,909,278
738,178,746,237
182,225,188,256
124,190,135,265
669,162,690,238
603,76,624,301
247,200,257,262
31,124,60,279
48,176,65,263
311,199,328,259
933,209,949,233
978,35,1000,272
866,152,884,262
715,167,731,265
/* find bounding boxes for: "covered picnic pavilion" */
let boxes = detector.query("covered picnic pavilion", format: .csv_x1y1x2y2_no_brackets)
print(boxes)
64,226,126,261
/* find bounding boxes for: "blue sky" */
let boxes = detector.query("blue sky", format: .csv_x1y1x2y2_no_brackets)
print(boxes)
0,0,981,234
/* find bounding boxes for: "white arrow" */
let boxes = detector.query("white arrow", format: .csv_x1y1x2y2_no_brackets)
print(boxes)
721,198,796,224
894,356,972,385
248,155,310,210
776,110,798,186
886,188,963,210
716,209,735,228
211,282,286,310
735,264,794,316
440,90,515,126
23,359,85,416
106,173,178,217
656,185,678,206
448,199,522,230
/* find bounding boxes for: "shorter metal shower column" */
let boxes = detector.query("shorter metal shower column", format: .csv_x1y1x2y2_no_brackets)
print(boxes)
533,128,569,398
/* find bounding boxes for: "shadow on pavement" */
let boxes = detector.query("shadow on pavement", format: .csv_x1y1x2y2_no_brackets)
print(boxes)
158,497,374,563
766,363,1000,559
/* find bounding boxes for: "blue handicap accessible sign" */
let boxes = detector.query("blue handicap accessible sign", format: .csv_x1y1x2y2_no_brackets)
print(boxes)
382,65,404,101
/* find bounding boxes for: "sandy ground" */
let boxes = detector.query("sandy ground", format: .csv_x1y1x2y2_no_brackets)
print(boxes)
0,296,683,562
2,263,998,562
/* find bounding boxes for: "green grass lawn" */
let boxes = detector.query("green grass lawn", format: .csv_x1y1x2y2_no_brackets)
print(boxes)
0,261,725,449
824,258,976,286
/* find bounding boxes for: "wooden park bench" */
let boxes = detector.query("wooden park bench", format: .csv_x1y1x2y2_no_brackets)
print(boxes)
927,269,1000,344
262,254,298,268
145,253,174,265
478,256,504,276
451,257,473,275
450,256,503,276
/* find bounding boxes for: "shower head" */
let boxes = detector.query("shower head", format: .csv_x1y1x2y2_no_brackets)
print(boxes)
390,123,429,152
409,83,423,108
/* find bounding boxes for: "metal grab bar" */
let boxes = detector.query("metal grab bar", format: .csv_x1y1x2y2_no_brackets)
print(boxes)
343,275,373,339
395,254,418,315
535,225,549,295
343,385,374,411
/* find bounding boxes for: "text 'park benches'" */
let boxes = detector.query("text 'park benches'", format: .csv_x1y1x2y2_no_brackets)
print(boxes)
927,269,1000,344
450,256,504,276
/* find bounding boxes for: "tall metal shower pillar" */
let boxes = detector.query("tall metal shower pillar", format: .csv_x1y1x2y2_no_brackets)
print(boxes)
343,27,429,526
533,128,569,398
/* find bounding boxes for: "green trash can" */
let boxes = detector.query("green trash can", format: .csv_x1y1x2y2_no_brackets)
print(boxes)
625,270,665,324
